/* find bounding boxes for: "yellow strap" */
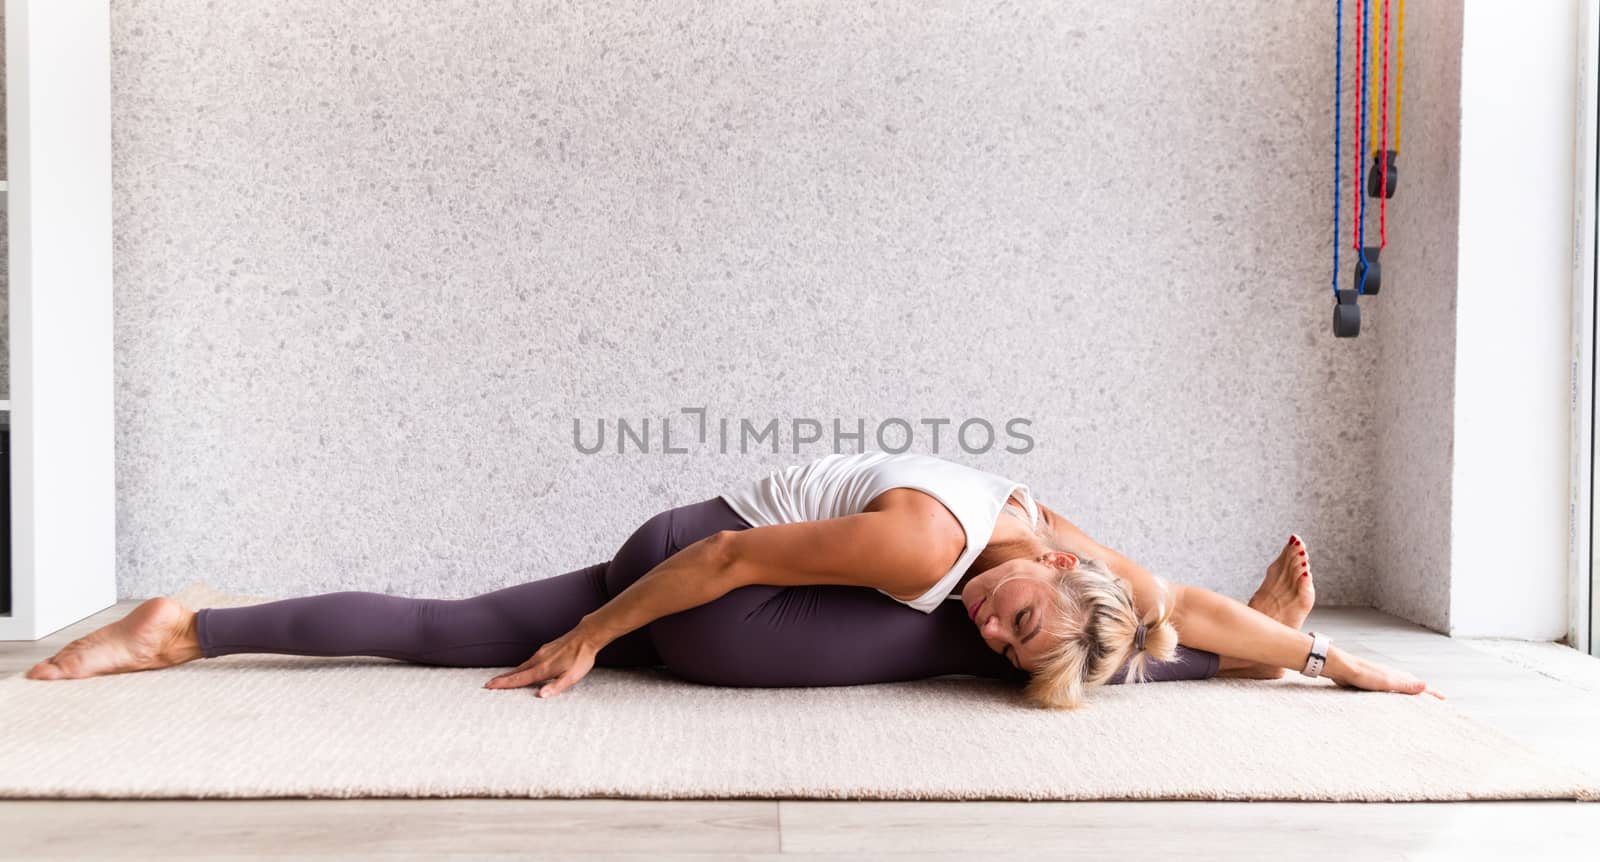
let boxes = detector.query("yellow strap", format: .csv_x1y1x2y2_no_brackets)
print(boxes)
1370,0,1379,153
1370,0,1406,155
1396,0,1405,153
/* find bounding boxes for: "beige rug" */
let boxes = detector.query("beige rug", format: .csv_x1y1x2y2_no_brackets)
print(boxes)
0,581,1595,801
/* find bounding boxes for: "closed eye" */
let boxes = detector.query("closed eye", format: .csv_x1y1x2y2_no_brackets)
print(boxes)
1004,607,1029,668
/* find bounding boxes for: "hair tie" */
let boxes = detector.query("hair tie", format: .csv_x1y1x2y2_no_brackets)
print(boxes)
1133,622,1148,652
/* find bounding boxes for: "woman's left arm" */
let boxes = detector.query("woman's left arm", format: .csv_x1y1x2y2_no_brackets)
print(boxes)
1038,504,1302,659
1165,583,1443,698
1038,505,1443,697
1069,541,1312,665
1163,581,1320,670
1072,539,1319,668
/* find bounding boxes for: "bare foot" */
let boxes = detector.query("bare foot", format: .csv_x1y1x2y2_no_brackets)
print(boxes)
1249,533,1316,630
1228,534,1317,680
24,597,202,681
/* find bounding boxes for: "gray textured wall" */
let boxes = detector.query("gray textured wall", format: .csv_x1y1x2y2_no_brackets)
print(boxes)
1371,1,1461,633
111,0,1435,609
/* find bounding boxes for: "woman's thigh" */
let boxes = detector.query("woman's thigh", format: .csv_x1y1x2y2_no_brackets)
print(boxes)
650,582,1021,687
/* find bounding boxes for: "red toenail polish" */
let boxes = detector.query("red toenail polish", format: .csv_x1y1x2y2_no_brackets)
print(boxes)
1299,550,1306,557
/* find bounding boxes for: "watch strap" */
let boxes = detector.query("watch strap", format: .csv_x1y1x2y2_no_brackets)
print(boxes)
1300,631,1331,678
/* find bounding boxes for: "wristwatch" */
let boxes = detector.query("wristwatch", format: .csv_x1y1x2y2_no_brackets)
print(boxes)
1300,631,1331,678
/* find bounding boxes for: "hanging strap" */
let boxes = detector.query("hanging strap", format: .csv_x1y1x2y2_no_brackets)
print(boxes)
1355,0,1370,295
1396,0,1405,154
1370,0,1380,156
1379,0,1390,247
1332,0,1345,299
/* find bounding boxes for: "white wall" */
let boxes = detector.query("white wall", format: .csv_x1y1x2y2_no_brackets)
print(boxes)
1450,0,1577,638
1371,0,1462,635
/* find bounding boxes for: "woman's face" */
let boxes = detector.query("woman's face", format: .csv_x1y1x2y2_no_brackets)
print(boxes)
959,552,1077,673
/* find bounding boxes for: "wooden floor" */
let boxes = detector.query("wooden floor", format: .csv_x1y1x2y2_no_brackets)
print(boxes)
2,601,1598,860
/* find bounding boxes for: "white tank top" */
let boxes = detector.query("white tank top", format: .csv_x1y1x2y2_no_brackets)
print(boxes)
719,452,1039,613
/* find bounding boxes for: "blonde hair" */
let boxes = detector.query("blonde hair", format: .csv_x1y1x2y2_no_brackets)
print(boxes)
1021,561,1180,709
1000,501,1181,710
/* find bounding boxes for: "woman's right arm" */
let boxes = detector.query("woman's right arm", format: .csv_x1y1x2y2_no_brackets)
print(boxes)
581,507,963,647
574,529,742,647
485,504,966,695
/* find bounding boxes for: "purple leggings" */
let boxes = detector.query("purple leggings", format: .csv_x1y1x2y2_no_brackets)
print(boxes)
195,497,1221,687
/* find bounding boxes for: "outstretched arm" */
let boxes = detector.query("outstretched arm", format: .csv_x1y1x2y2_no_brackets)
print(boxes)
1037,504,1443,698
1172,585,1443,698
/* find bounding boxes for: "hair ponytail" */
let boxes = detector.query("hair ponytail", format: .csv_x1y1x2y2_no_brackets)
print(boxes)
1115,579,1180,685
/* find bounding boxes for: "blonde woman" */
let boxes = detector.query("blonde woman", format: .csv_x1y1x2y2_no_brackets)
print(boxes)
27,451,1443,708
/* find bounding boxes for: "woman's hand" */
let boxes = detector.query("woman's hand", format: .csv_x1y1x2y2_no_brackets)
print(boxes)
482,625,604,698
1325,648,1447,700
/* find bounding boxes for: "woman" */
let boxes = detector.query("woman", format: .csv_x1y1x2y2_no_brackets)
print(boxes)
25,451,1443,708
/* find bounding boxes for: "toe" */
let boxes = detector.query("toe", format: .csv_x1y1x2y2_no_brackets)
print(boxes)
1274,543,1295,573
45,651,88,679
26,660,61,680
